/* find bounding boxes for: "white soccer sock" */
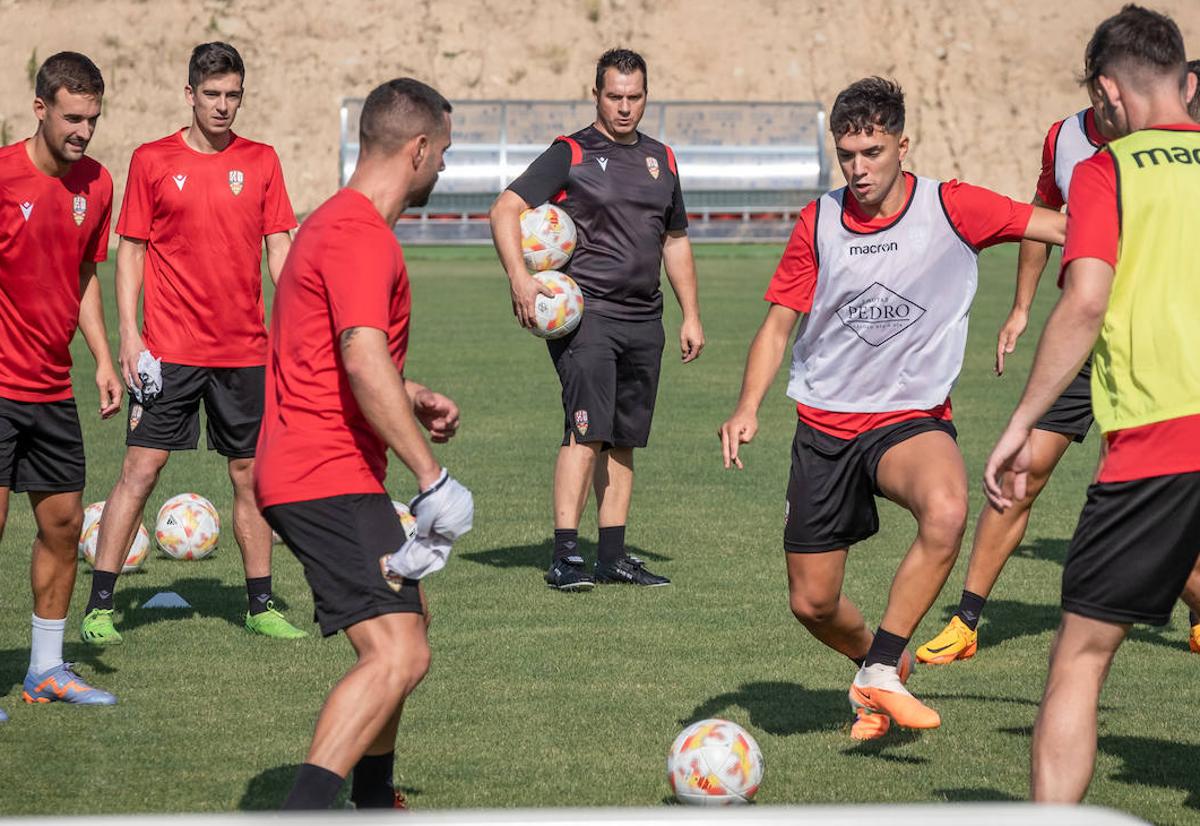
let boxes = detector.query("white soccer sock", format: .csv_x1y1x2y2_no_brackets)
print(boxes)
29,614,66,676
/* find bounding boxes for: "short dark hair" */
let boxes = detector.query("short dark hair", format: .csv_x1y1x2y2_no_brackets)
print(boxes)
188,41,244,88
35,51,104,101
830,77,904,138
1189,58,1200,120
359,78,452,156
595,48,647,93
1082,4,1186,87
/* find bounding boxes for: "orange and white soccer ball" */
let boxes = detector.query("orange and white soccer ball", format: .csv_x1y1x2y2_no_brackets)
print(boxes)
155,493,220,560
392,500,418,541
520,203,577,271
667,718,764,805
531,271,584,340
78,501,150,573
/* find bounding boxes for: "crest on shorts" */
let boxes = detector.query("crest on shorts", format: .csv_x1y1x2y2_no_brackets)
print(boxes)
72,195,87,226
228,170,244,196
379,555,405,593
574,409,589,436
129,402,143,432
646,156,660,179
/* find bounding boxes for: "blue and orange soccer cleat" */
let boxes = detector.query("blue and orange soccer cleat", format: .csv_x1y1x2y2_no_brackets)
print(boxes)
22,663,116,706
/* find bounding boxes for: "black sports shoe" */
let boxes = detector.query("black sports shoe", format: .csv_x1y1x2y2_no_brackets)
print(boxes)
594,555,670,586
544,556,596,592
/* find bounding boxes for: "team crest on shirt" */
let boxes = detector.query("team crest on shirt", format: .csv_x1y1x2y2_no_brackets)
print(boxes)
129,403,143,432
645,156,660,179
574,409,589,436
228,170,244,196
72,195,87,226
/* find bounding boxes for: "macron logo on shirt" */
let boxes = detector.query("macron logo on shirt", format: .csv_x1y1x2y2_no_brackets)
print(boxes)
172,174,187,191
19,201,33,221
597,157,609,172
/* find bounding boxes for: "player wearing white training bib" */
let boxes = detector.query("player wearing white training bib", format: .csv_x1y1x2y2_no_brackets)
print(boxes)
719,77,1066,741
916,100,1118,666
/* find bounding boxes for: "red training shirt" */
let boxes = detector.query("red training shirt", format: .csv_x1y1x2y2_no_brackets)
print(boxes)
116,129,296,367
1060,122,1200,483
1034,108,1108,209
0,141,112,402
254,188,412,509
764,172,1033,438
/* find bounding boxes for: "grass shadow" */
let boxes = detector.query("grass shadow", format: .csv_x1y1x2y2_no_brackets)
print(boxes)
935,787,1023,802
842,728,929,765
461,539,670,571
681,680,848,737
113,576,297,634
1099,735,1200,811
0,644,114,699
1011,537,1070,566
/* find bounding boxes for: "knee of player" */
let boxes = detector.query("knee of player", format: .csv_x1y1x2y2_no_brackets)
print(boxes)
226,457,254,487
119,454,166,494
919,493,969,547
37,505,84,543
375,644,431,695
789,592,839,626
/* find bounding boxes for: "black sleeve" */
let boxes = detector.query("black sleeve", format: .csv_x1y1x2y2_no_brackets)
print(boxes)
666,173,689,232
507,141,572,208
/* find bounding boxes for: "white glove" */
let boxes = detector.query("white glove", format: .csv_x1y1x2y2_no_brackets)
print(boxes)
131,350,163,406
408,468,474,542
381,469,473,581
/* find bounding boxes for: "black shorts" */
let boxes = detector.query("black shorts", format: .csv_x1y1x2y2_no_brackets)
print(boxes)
127,364,264,458
0,397,85,493
263,493,423,637
1061,471,1200,626
784,416,959,553
1034,358,1093,443
547,313,665,449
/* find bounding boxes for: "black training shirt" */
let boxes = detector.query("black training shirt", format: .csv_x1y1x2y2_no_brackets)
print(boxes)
508,125,688,321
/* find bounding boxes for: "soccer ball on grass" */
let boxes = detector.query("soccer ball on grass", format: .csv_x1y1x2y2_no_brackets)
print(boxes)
667,718,764,805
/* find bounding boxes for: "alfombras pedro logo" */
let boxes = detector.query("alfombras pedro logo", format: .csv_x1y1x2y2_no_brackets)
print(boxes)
837,281,927,347
848,240,899,256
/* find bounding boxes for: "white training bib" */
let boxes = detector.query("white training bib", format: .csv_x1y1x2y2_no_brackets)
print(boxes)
787,176,979,412
1054,109,1103,204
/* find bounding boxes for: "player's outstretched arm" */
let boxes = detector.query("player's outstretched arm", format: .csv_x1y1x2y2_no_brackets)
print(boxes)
114,237,148,389
489,189,552,329
662,230,704,363
77,261,121,418
718,303,802,469
1021,206,1067,247
264,231,292,286
340,326,442,491
997,195,1056,376
403,378,460,444
984,256,1114,510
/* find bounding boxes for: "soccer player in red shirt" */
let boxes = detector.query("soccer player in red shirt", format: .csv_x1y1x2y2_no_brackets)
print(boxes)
80,42,303,644
0,52,122,718
256,78,471,811
983,6,1200,801
718,77,1065,740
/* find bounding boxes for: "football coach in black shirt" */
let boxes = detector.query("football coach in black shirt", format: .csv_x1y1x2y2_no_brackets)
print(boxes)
490,48,704,592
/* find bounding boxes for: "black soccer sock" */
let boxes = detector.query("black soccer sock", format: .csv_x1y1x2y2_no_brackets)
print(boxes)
281,763,344,810
246,575,273,616
1190,610,1199,627
86,570,119,613
849,654,866,668
954,589,987,631
553,529,580,562
350,751,396,809
597,525,626,564
864,628,909,669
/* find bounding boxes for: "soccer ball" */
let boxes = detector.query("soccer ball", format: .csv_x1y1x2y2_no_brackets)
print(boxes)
155,493,220,560
531,271,584,340
667,719,764,805
392,500,418,541
520,203,577,271
78,501,150,573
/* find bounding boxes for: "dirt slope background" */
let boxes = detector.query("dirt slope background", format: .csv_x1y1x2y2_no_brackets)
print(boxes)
2,0,1198,215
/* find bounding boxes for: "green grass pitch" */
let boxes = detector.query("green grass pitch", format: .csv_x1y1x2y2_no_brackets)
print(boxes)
0,244,1196,821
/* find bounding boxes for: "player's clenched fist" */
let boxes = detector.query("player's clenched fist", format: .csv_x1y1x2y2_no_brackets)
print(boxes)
718,411,759,470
